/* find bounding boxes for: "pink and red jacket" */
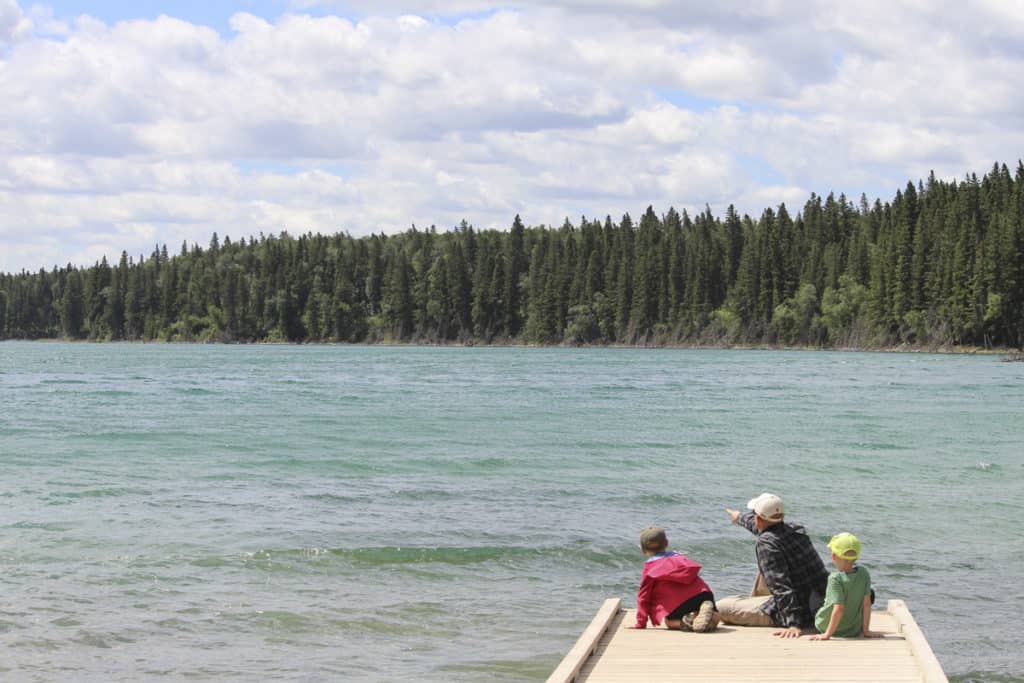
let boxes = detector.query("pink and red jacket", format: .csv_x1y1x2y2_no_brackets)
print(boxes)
634,551,711,628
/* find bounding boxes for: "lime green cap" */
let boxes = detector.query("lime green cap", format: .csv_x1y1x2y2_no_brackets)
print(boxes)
828,532,861,561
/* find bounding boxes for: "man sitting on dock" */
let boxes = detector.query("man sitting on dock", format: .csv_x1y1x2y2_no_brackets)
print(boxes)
718,492,828,638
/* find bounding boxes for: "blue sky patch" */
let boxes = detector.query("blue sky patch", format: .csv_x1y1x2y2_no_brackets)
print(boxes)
734,153,787,186
234,159,303,176
233,160,352,178
435,7,507,27
655,88,724,113
45,0,306,34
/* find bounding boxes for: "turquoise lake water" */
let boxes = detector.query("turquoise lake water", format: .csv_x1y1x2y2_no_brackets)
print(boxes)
0,343,1021,682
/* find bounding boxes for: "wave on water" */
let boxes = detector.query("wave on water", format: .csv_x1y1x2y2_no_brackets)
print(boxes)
301,493,364,503
185,548,334,571
880,561,929,581
190,556,231,568
235,457,382,475
48,487,151,499
194,473,238,482
236,610,319,633
70,628,135,648
76,431,150,442
250,547,332,560
689,438,730,448
6,521,74,531
853,441,911,451
175,387,216,395
333,546,545,566
8,636,64,651
438,658,555,680
441,456,511,472
387,488,458,501
82,389,137,398
636,492,692,505
327,544,637,569
949,673,1024,683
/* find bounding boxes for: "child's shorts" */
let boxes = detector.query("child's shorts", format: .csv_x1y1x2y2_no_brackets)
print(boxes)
667,590,717,620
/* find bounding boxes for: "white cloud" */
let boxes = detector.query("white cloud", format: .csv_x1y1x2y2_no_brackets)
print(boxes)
0,0,31,46
1,1,1023,273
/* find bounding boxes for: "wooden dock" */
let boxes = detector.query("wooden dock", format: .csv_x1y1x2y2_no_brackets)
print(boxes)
548,598,947,683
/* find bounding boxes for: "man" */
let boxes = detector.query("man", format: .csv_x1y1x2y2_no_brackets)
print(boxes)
718,492,828,638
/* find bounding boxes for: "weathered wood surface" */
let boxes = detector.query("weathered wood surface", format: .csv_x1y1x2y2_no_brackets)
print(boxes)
549,599,947,683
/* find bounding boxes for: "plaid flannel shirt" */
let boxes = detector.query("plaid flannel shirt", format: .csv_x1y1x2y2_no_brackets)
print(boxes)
739,511,828,628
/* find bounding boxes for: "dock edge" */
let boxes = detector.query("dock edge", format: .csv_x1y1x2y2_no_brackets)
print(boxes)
886,599,948,683
546,598,621,683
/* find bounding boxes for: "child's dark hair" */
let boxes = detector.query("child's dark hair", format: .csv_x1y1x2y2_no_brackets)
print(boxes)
640,526,668,552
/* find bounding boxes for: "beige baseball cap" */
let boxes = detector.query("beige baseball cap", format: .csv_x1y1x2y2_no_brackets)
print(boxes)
747,492,785,522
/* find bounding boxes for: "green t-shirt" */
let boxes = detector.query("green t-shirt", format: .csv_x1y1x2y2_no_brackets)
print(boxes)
814,566,872,637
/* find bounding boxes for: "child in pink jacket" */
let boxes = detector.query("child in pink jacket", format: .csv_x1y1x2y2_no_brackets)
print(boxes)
632,526,719,632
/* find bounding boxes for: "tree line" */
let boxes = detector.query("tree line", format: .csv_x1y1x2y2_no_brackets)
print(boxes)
2,162,1023,349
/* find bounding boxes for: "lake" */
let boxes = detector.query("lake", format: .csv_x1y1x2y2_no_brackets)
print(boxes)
0,343,1021,682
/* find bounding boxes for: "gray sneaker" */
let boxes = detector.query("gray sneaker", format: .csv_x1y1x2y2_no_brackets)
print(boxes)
691,600,718,633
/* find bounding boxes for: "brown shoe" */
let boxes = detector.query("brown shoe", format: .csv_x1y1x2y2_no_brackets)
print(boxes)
692,600,718,633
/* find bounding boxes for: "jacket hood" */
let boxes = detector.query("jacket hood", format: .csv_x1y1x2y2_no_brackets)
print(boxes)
644,552,702,583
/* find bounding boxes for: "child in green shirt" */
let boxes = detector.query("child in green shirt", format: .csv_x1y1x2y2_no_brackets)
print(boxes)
810,532,882,640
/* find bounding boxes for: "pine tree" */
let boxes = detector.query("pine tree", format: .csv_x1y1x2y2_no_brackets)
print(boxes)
613,213,635,341
502,215,527,338
59,268,86,338
630,206,661,341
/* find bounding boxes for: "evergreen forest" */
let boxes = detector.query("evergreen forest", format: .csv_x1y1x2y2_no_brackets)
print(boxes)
2,162,1023,349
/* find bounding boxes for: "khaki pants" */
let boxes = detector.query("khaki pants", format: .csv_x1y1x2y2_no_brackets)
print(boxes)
716,594,776,626
717,576,775,626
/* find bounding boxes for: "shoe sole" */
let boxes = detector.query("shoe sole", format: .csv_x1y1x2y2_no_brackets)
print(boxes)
692,601,717,632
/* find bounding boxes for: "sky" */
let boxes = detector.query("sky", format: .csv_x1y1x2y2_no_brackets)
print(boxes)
2,0,1024,274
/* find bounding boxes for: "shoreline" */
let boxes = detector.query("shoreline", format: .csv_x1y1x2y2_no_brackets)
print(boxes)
3,337,1019,356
